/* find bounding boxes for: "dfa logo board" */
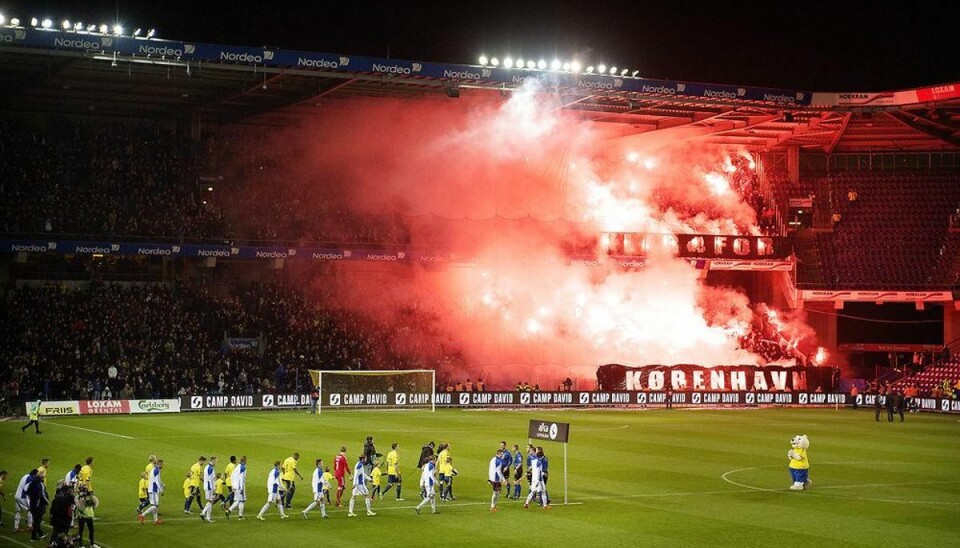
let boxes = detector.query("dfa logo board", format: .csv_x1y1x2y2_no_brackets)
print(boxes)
527,419,570,443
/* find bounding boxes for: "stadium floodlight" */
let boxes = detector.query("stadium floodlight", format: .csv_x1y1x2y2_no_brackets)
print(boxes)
571,61,582,72
113,24,122,35
74,22,83,30
11,17,20,26
30,17,38,27
41,18,52,29
526,60,535,69
133,28,141,36
537,59,546,69
62,20,70,30
87,24,96,31
478,55,488,66
621,69,628,76
632,70,639,77
551,59,561,70
503,57,513,68
490,57,499,66
597,64,606,73
609,66,617,74
562,62,570,71
99,24,108,34
0,13,5,25
586,65,594,73
146,28,155,38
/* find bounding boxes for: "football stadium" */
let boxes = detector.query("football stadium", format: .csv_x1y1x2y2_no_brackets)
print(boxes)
1,4,959,548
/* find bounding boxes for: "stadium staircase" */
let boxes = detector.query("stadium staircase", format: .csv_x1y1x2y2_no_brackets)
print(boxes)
891,358,960,393
793,230,823,285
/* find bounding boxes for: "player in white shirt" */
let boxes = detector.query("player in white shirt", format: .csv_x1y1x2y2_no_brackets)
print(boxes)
200,456,218,523
348,455,375,517
139,459,165,525
488,449,505,512
523,448,549,509
226,456,247,520
63,464,81,489
301,459,329,519
414,455,438,515
257,461,289,521
13,470,36,532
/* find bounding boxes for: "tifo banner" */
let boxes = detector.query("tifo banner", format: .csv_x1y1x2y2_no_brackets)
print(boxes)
603,233,789,260
130,399,181,414
79,400,130,415
180,393,312,411
595,364,839,392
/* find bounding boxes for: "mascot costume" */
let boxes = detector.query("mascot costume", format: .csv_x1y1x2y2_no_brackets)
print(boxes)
787,434,811,490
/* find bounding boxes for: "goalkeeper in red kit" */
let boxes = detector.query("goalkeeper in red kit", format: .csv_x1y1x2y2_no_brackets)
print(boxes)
333,447,351,507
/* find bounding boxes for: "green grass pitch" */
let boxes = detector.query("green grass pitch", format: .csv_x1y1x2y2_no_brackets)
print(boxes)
1,407,957,547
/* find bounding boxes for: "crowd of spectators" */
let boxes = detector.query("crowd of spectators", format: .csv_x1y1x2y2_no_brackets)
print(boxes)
0,281,463,403
0,118,222,239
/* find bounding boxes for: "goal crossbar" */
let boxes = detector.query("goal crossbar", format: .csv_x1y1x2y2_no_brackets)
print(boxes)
308,369,436,413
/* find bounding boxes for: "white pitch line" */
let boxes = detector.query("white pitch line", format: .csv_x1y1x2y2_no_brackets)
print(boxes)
721,464,960,505
0,534,36,548
45,420,135,439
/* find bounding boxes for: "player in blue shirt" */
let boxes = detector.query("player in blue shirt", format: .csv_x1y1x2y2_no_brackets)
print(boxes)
511,444,523,499
498,442,512,498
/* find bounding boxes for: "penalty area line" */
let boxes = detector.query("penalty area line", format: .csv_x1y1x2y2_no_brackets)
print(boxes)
45,420,135,439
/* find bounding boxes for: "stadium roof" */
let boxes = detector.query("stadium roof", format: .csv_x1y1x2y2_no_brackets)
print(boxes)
1,32,958,152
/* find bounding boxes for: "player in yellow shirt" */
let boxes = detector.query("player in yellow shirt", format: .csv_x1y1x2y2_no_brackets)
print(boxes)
185,456,206,514
79,456,94,490
38,458,50,485
222,456,237,511
381,443,404,501
322,467,335,504
214,473,226,506
182,472,193,511
146,455,157,475
371,464,383,500
137,471,150,514
281,453,304,509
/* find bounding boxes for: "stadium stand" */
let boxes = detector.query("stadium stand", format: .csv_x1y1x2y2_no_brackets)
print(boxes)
813,171,960,288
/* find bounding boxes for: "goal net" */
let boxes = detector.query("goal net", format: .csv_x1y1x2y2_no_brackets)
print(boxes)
308,369,436,413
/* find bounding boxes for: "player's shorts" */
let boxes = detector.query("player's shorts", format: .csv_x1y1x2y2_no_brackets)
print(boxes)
420,485,435,497
313,490,327,502
205,489,216,502
268,491,283,503
388,474,400,484
352,484,369,497
513,467,523,481
530,481,544,494
234,489,246,502
15,497,29,511
283,479,295,490
488,480,502,492
335,476,345,488
148,492,160,505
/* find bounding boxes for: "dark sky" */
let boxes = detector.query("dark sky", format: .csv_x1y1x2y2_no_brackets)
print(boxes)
6,0,959,91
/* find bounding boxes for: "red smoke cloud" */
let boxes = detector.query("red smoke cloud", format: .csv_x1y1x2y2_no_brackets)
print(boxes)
230,82,814,387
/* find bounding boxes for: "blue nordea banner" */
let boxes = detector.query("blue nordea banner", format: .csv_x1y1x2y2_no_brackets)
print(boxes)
0,27,812,107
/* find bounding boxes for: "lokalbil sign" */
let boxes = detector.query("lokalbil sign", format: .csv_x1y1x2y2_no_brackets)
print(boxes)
528,419,570,443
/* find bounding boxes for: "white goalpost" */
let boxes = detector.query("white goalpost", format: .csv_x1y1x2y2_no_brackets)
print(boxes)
308,369,436,413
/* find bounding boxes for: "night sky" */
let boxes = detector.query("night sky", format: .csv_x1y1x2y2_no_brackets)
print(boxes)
5,0,958,91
